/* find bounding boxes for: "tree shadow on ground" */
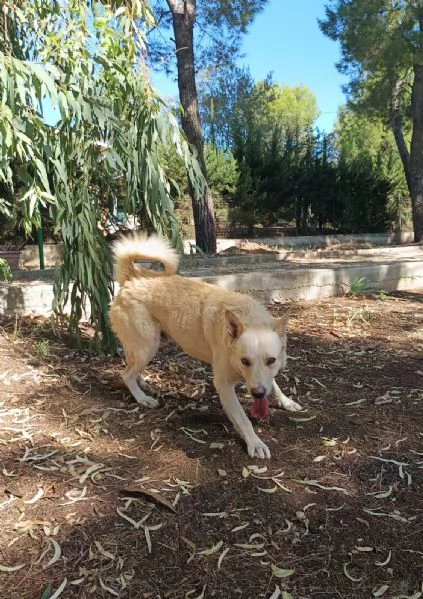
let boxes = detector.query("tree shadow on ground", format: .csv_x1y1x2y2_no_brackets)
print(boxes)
0,292,422,598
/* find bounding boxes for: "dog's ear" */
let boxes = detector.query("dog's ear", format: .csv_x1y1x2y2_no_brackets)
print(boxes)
225,310,244,340
273,307,291,336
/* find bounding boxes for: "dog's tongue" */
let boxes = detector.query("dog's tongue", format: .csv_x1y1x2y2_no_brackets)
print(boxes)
250,397,270,420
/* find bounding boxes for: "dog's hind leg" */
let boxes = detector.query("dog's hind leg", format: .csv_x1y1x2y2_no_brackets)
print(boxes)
112,307,161,408
272,380,303,412
122,348,160,408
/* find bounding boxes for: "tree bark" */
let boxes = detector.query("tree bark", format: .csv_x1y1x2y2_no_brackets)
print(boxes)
167,0,216,252
390,68,423,242
390,109,410,193
410,61,423,243
295,196,302,234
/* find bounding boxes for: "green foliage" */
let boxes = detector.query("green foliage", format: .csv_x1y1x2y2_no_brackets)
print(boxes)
201,70,320,151
346,306,372,325
319,1,412,118
230,100,338,231
33,339,51,357
0,0,204,352
265,83,320,137
335,109,407,179
0,257,12,282
0,195,15,239
227,79,409,235
163,144,237,203
199,65,254,149
205,146,238,199
0,198,12,219
386,193,412,231
199,57,412,235
229,159,267,231
337,155,390,232
149,1,269,75
162,143,237,236
335,109,410,232
225,77,322,228
320,0,423,241
348,276,369,296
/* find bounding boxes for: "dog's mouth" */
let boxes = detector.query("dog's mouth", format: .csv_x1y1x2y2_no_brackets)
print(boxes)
250,396,270,420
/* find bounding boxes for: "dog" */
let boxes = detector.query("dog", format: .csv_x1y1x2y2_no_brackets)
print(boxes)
109,234,302,459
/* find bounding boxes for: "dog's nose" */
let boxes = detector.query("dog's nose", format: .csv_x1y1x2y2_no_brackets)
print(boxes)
251,386,266,400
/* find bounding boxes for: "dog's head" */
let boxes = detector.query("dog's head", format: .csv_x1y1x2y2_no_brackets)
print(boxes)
225,309,289,399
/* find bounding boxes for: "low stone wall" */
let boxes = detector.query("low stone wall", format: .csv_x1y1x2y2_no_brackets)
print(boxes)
196,261,423,302
2,255,423,317
21,244,65,269
184,232,415,253
20,232,416,269
0,280,61,317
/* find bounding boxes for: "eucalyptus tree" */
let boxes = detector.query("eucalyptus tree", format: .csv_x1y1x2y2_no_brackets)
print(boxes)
0,0,203,351
320,0,423,241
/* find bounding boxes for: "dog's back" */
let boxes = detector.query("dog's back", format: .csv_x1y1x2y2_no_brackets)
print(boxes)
110,234,273,363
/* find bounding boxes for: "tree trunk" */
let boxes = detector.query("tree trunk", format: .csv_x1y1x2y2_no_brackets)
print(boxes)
295,196,302,234
301,199,308,231
167,0,216,252
391,116,411,191
390,79,411,192
410,62,423,243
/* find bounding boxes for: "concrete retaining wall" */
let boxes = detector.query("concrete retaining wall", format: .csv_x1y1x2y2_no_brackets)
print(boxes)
184,232,415,253
20,232,416,268
197,261,423,302
21,244,64,269
2,257,423,317
0,280,60,317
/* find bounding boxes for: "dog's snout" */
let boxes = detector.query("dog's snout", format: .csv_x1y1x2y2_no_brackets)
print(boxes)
251,386,266,400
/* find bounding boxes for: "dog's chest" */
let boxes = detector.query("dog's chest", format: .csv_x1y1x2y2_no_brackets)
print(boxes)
170,330,213,364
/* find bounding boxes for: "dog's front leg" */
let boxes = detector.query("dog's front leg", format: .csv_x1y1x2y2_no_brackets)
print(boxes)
272,380,303,412
214,378,271,459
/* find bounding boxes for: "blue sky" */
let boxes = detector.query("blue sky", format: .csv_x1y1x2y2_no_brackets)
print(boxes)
44,1,346,132
153,0,347,133
240,0,347,132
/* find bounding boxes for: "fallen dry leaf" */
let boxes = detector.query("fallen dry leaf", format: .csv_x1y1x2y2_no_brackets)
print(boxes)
119,487,177,513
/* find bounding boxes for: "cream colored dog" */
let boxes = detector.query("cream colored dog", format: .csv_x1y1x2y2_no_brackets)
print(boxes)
109,234,302,459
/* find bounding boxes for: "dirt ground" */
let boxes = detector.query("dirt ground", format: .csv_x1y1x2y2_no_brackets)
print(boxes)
0,290,422,599
217,240,376,255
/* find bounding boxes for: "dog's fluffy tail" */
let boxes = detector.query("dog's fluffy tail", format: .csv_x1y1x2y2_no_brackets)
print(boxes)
112,234,179,285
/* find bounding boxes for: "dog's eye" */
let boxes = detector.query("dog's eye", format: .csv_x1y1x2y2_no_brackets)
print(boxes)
267,357,276,366
241,357,251,367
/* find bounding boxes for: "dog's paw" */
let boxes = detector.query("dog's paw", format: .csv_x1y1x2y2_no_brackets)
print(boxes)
275,392,303,412
135,394,159,409
123,375,158,408
247,437,271,460
284,399,303,412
